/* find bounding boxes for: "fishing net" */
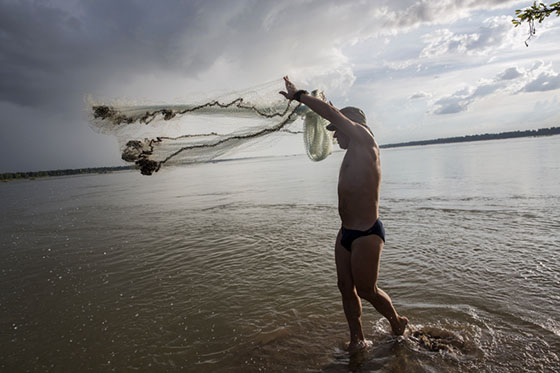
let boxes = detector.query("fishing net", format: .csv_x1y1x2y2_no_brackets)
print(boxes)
89,79,333,175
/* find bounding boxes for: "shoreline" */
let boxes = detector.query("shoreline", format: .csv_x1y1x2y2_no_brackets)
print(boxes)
2,126,559,181
379,126,560,149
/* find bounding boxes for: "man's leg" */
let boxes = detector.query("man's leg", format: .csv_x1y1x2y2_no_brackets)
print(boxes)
350,235,408,335
334,230,367,349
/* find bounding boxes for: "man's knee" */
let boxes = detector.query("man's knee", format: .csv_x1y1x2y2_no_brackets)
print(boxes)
356,285,378,300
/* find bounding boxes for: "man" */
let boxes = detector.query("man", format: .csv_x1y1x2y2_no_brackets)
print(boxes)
280,76,408,353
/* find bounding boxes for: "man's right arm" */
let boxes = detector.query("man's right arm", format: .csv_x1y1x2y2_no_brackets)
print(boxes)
279,76,370,144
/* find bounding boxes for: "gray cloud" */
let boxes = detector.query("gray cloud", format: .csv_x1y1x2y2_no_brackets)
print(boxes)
433,86,476,114
0,0,528,109
432,80,504,115
0,0,213,108
433,71,511,115
0,0,538,171
497,67,523,80
409,91,431,100
434,100,468,114
432,62,560,115
522,71,560,92
384,0,521,29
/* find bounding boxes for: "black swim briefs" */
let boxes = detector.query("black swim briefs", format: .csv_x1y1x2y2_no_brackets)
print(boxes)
340,219,385,251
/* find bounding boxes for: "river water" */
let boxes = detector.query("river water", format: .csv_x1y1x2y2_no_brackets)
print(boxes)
1,136,559,372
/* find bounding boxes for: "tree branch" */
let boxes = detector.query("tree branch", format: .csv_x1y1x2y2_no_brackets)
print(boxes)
512,2,560,45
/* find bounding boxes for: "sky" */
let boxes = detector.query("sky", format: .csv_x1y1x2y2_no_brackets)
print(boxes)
1,0,559,172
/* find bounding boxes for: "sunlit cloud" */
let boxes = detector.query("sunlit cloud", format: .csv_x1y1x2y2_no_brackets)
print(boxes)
420,16,525,58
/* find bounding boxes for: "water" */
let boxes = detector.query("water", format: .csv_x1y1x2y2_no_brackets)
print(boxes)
1,136,559,372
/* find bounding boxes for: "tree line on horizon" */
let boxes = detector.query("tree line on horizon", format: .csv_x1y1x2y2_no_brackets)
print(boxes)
2,126,559,180
380,126,560,149
0,166,133,181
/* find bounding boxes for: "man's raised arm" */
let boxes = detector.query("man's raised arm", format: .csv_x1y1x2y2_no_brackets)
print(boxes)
279,76,365,140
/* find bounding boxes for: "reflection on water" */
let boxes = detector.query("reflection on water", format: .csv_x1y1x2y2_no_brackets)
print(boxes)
1,136,559,371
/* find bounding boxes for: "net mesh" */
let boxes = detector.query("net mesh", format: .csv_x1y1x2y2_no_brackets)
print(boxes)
89,79,333,175
301,91,333,161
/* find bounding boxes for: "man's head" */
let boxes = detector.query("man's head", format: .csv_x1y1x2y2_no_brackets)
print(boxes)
326,106,371,149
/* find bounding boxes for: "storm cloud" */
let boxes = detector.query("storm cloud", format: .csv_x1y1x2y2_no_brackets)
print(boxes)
0,0,558,172
0,0,528,109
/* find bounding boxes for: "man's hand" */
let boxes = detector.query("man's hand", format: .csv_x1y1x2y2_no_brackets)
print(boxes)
279,76,298,100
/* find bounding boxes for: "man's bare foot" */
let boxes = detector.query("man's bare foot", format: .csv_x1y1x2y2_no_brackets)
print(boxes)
347,339,373,355
391,316,409,335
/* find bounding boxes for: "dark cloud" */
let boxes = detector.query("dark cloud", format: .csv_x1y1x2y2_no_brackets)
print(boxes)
0,0,527,109
0,0,208,108
0,0,541,171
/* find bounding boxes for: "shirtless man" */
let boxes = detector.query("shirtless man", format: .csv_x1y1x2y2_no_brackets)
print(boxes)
280,76,408,353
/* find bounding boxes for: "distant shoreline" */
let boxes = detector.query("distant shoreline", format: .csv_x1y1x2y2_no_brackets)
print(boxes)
380,126,560,149
2,126,559,181
0,166,134,182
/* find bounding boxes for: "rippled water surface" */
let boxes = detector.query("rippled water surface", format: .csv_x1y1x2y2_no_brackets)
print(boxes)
1,136,559,372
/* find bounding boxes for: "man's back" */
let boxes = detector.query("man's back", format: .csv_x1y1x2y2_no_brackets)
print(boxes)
338,134,381,230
